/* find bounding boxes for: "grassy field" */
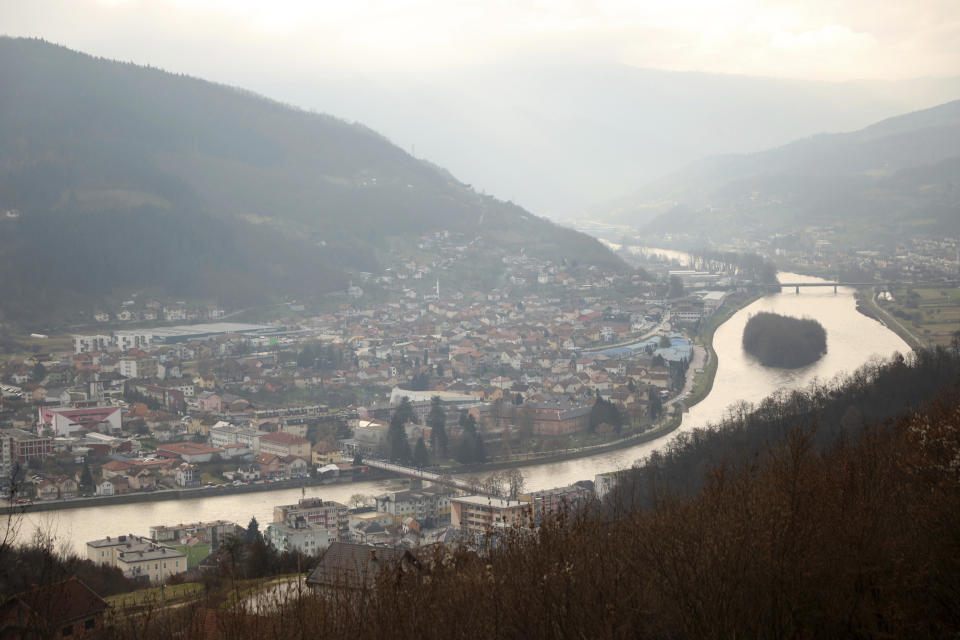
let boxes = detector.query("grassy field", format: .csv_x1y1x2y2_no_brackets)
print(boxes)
200,471,227,485
173,542,211,570
877,287,960,348
105,581,204,610
6,332,73,357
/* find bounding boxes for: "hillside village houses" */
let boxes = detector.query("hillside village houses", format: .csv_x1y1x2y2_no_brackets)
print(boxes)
3,230,954,589
1,228,732,507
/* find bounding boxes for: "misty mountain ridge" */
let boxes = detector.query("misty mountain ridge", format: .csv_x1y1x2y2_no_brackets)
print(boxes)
604,99,960,242
0,37,622,323
263,60,960,219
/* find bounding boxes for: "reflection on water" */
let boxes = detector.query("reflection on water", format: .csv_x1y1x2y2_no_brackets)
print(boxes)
10,274,909,555
516,272,908,491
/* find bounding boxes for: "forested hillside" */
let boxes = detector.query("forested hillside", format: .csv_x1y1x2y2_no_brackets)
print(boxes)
608,100,960,243
0,38,622,323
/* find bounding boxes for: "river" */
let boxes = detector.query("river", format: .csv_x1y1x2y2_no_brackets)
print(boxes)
9,273,909,555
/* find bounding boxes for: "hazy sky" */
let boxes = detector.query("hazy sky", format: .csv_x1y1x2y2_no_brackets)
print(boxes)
3,0,959,82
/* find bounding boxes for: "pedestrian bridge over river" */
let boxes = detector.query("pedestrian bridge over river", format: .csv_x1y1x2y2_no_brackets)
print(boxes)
362,458,496,495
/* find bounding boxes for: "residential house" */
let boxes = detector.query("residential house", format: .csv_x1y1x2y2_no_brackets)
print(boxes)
305,542,423,591
255,453,283,480
0,577,108,640
116,546,187,584
127,470,156,491
174,463,199,488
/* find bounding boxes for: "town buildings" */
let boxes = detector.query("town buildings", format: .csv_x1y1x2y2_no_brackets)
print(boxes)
38,406,122,437
450,495,534,534
374,485,455,527
86,534,187,584
266,518,333,555
149,520,240,545
273,497,349,543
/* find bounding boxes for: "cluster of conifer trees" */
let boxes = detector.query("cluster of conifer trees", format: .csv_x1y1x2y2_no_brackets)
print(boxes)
742,311,827,368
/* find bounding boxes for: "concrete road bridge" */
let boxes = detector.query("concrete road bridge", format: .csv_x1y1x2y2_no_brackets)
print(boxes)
774,281,957,294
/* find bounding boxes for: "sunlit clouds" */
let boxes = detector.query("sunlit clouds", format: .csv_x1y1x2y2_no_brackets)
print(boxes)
4,0,959,80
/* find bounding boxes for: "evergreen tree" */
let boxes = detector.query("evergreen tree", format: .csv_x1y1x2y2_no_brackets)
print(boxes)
388,412,412,463
246,516,261,543
395,396,415,425
649,386,663,420
296,343,316,368
456,411,474,463
79,458,94,495
668,274,685,298
455,437,474,464
413,436,429,468
455,412,485,464
590,394,624,434
473,431,487,463
427,396,448,457
31,362,47,382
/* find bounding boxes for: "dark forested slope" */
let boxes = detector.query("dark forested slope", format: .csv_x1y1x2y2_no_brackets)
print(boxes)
0,38,622,322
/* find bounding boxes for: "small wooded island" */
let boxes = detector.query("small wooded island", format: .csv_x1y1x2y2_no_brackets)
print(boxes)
742,312,827,368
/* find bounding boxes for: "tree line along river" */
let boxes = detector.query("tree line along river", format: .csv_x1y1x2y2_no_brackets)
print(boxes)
8,272,909,555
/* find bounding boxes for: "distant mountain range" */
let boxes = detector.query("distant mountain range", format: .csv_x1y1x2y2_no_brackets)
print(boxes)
603,99,960,243
270,62,960,219
0,38,621,324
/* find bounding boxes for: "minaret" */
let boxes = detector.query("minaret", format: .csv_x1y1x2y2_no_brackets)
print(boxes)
436,278,440,299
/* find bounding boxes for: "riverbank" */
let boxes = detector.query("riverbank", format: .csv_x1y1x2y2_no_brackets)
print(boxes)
450,289,766,476
1,289,772,515
448,412,685,476
0,470,396,516
685,290,765,409
854,289,925,351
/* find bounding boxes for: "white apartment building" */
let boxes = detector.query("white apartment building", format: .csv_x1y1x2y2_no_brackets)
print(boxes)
87,534,186,584
267,519,333,554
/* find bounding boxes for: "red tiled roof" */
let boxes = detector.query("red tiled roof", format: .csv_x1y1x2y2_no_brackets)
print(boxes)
157,442,223,456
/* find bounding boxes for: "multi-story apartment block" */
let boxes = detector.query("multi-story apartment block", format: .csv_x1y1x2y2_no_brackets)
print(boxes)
259,431,311,459
450,495,534,534
119,357,161,380
273,497,349,543
374,485,455,526
266,518,333,554
72,334,111,354
149,520,240,545
523,484,593,525
1,428,54,464
209,424,267,452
